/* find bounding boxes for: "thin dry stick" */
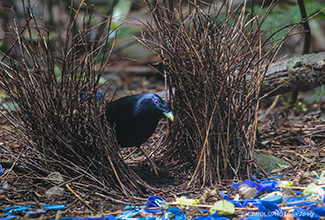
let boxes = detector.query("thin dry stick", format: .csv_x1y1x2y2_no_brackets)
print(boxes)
107,156,129,197
1,146,26,179
65,184,96,212
187,102,217,188
95,192,130,204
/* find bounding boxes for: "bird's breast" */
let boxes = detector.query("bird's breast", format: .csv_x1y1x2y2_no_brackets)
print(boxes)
116,116,159,147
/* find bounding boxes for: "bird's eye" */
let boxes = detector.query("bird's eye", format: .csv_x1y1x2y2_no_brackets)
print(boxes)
154,100,159,105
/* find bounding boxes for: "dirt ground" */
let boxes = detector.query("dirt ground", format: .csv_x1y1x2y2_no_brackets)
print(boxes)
1,66,325,218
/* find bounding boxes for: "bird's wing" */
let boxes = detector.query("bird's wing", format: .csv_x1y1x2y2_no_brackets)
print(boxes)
106,96,137,124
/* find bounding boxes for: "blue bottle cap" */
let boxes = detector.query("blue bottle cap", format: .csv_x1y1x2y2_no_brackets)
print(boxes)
144,196,167,214
261,194,283,204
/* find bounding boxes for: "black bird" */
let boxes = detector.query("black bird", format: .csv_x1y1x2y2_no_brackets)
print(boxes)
106,93,174,175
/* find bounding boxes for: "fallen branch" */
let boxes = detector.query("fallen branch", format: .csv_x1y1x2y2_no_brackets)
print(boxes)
261,52,325,97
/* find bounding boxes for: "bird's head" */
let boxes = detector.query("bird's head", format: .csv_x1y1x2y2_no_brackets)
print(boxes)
135,93,174,121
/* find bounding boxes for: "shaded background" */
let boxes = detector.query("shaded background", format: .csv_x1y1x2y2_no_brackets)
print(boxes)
1,0,325,98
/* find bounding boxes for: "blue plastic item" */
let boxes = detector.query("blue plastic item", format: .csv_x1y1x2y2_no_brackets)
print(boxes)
3,205,31,215
311,207,325,216
220,193,229,200
124,206,146,211
245,215,261,220
259,183,275,192
162,208,186,220
261,217,279,220
261,194,283,204
242,200,261,208
260,180,280,187
49,218,73,220
124,206,134,210
74,216,120,220
43,204,68,210
285,197,317,207
256,201,284,219
231,199,280,209
195,211,230,220
72,215,117,220
285,197,306,206
228,200,243,208
244,180,262,192
144,196,167,213
3,206,27,211
231,183,242,190
82,91,104,100
195,216,230,220
195,211,219,220
82,93,90,99
293,208,319,220
116,210,141,220
259,181,278,192
243,180,277,193
119,218,156,220
227,200,261,208
0,164,2,177
96,91,104,99
0,216,16,220
246,216,279,220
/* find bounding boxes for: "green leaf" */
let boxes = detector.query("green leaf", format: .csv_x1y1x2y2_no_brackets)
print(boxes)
303,183,325,196
0,101,19,110
209,200,235,214
111,0,132,29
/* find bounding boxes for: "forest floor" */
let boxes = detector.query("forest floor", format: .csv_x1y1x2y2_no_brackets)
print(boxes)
1,62,325,219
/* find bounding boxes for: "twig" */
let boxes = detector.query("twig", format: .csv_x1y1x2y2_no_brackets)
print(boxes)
65,184,96,212
297,0,311,55
95,192,130,204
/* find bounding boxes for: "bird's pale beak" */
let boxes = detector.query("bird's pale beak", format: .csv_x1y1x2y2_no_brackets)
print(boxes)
163,111,174,121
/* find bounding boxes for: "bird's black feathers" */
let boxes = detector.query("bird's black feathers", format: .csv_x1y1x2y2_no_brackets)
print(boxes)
106,93,173,147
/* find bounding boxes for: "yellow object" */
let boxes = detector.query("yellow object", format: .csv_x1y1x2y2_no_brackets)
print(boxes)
176,196,200,205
